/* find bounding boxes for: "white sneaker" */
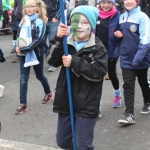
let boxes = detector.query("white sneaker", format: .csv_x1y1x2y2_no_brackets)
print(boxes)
0,85,4,98
48,65,57,72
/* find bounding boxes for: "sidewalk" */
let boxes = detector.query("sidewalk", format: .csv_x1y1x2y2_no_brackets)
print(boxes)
0,139,62,150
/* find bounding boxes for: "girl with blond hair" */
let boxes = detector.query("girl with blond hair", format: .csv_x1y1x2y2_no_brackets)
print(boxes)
15,0,52,115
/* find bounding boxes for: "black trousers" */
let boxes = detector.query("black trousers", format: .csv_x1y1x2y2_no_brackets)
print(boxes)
122,68,150,115
108,58,119,90
13,30,17,40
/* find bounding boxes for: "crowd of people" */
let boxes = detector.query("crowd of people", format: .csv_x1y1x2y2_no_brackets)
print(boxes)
0,0,150,149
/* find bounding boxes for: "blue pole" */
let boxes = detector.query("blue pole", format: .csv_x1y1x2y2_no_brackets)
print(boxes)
59,1,77,150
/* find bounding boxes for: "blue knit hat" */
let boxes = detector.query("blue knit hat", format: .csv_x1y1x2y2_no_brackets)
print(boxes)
70,5,98,30
98,0,115,4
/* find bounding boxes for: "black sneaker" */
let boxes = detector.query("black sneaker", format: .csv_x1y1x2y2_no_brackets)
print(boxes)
15,104,28,115
140,103,150,114
42,92,53,104
118,113,135,125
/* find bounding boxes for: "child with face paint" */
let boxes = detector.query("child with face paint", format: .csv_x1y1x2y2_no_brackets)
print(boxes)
96,0,121,117
114,0,150,125
47,5,108,150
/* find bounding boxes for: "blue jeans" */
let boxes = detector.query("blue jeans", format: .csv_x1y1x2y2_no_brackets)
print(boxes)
19,56,51,104
56,113,96,150
46,21,60,41
46,21,60,68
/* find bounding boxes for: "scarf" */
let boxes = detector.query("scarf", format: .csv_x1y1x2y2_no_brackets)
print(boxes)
19,14,39,67
74,40,88,52
98,6,117,19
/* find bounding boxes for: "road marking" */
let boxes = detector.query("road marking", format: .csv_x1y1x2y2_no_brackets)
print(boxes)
0,139,62,150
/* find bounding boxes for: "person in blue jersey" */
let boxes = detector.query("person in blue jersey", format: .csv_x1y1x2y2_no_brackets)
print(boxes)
114,0,150,125
46,5,107,150
15,0,53,115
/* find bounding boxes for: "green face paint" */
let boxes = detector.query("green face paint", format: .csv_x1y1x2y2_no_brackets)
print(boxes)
86,27,90,31
71,14,81,38
71,14,91,42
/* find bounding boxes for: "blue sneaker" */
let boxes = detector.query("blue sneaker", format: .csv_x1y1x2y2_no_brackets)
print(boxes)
112,96,121,108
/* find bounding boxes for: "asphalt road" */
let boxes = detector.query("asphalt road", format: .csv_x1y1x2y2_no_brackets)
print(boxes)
0,33,150,150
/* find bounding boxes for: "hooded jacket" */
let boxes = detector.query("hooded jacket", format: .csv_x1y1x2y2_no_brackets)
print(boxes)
114,6,150,69
46,33,108,118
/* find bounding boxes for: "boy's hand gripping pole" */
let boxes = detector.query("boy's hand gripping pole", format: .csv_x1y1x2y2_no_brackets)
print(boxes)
59,1,77,150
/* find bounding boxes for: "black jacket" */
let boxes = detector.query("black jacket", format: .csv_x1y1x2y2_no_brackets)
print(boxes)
0,0,2,17
140,0,150,18
11,0,23,31
46,33,108,118
14,0,23,20
115,0,124,14
43,0,61,21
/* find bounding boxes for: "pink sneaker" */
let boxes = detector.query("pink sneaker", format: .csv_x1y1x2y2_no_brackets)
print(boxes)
112,96,121,108
42,92,53,104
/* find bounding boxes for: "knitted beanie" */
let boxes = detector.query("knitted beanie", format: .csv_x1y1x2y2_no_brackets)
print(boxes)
98,0,115,4
70,5,98,30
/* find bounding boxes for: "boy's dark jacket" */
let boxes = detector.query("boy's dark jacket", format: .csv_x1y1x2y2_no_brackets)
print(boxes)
46,33,108,118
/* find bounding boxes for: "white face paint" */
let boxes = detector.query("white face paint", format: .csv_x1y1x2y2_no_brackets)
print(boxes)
71,14,91,42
